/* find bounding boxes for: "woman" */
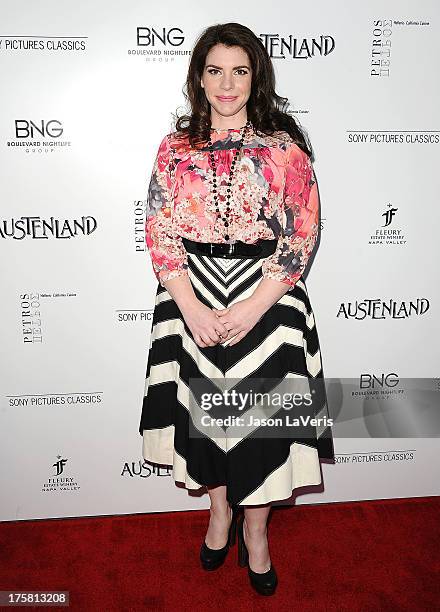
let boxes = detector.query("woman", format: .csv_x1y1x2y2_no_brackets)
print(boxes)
139,22,334,596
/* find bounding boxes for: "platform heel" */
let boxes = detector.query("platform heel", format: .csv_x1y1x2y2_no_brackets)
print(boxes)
236,512,278,595
200,504,240,571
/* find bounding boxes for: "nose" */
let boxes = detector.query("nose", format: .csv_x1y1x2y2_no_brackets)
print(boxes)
220,73,234,91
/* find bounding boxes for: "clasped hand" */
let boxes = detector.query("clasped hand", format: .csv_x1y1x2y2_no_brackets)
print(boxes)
184,297,265,348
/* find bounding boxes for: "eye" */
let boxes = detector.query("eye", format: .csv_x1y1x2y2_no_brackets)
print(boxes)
206,68,249,76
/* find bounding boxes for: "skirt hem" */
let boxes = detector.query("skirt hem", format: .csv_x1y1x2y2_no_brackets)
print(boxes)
142,425,323,506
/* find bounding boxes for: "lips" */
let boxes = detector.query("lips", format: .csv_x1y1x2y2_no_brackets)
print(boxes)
216,96,238,101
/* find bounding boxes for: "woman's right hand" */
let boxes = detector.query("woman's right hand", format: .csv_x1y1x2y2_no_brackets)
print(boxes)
181,300,229,348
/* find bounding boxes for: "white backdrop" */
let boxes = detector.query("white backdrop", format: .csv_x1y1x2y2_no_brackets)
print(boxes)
1,0,439,521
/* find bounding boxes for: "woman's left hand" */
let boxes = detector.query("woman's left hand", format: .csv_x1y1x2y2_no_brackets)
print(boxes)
212,297,266,346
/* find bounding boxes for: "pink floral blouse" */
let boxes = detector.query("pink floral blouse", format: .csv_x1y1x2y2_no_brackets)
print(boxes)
145,126,319,289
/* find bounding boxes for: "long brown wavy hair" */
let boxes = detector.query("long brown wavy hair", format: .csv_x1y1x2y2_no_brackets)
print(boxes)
173,22,313,159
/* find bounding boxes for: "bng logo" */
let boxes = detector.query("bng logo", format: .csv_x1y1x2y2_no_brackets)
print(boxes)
359,373,399,389
137,27,184,47
15,119,63,138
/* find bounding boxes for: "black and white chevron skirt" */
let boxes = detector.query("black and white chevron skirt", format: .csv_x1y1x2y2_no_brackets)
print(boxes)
139,250,335,506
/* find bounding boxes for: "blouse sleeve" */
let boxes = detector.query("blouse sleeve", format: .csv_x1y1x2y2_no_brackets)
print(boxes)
145,133,189,287
261,141,319,289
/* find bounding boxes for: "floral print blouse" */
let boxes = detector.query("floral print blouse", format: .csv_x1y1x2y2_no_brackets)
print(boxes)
145,125,319,290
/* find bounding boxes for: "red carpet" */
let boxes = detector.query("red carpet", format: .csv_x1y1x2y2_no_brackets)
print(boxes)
0,496,439,611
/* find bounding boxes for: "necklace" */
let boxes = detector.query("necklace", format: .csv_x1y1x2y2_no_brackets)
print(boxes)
207,120,253,243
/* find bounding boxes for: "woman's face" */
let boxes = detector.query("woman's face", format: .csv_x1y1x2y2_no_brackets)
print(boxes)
201,43,252,124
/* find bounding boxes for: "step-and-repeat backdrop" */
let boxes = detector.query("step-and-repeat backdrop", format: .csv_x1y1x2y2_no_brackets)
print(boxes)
1,0,439,521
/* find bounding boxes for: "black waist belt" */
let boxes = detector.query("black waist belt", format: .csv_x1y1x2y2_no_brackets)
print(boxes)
182,237,278,259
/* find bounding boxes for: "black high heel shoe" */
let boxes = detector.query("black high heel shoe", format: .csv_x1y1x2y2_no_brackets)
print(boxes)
200,504,240,570
237,512,278,595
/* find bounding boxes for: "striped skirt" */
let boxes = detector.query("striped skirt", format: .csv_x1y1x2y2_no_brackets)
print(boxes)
139,250,335,506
